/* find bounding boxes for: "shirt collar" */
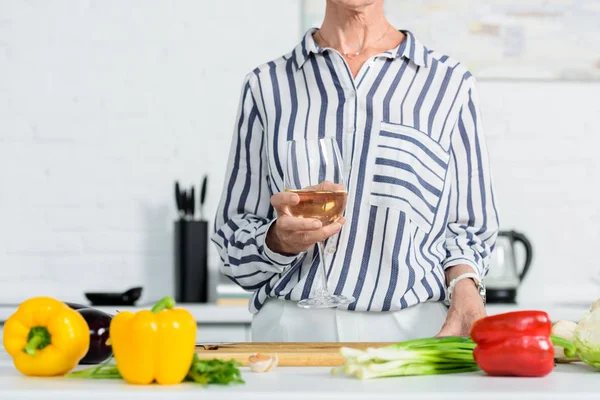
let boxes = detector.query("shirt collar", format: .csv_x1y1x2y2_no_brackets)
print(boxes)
293,29,429,70
293,28,321,69
391,30,429,68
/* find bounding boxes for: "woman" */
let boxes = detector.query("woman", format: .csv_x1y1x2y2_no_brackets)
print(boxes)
213,0,499,342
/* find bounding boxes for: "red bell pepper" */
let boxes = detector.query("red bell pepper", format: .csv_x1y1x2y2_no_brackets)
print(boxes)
470,311,554,377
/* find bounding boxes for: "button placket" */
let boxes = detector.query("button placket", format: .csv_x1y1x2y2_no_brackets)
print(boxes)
343,87,356,175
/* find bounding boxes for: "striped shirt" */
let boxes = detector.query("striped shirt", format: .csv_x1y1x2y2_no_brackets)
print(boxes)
212,29,500,314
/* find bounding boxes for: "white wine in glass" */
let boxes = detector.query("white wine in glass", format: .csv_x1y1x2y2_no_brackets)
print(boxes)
284,137,355,309
286,189,347,226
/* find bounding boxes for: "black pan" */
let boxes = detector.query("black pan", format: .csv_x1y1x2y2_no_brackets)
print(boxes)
84,287,143,306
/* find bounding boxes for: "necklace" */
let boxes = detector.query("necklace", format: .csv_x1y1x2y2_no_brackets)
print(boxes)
317,24,392,59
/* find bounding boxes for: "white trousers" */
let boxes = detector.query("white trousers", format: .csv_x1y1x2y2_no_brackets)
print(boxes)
251,299,448,342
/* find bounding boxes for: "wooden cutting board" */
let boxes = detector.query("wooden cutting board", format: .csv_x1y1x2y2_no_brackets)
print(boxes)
195,342,395,366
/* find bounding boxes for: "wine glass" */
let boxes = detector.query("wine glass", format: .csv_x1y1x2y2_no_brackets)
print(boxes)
284,137,355,309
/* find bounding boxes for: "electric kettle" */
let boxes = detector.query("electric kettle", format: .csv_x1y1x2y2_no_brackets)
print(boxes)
484,230,533,304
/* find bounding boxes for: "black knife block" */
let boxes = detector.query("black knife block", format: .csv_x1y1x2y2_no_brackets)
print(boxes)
174,220,208,303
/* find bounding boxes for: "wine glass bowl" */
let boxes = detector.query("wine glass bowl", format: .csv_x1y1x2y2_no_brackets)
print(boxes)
286,182,347,226
284,137,355,309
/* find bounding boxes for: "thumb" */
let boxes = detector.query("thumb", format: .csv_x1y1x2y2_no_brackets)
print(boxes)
270,191,299,214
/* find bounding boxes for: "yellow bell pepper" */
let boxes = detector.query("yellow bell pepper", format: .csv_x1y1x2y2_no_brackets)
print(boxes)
110,296,197,385
2,296,90,376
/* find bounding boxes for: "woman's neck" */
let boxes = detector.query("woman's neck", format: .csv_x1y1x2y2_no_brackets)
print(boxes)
318,0,389,55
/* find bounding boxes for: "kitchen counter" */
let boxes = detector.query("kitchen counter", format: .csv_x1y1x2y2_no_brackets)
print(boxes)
0,303,255,343
1,351,599,400
0,301,593,345
0,303,253,325
0,301,594,347
0,302,592,325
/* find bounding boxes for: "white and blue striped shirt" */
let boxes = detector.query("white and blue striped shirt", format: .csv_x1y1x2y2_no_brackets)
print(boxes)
212,29,500,314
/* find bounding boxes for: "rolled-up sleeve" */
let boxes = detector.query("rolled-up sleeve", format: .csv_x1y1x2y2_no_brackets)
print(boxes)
211,74,299,291
443,77,500,278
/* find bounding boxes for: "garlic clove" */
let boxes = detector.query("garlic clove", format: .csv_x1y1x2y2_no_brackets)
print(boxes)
248,353,278,373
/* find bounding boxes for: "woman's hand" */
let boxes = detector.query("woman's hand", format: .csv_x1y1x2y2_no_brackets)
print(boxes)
266,190,345,256
437,266,487,337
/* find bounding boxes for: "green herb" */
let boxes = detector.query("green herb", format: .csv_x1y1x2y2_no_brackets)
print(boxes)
68,354,244,385
186,354,245,385
333,336,479,380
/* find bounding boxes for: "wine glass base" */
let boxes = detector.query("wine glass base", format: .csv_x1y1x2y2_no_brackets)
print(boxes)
297,294,355,309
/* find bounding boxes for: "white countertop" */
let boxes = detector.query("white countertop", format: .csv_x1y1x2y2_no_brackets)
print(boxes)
0,303,253,324
1,352,599,400
0,302,592,325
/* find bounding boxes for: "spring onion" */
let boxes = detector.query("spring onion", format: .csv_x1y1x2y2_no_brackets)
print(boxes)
68,355,244,385
552,320,579,362
332,336,479,380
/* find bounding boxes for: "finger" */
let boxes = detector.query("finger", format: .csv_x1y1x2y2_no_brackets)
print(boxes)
270,191,299,212
278,215,322,231
335,216,347,226
320,181,345,191
307,181,344,192
299,221,343,244
331,183,345,191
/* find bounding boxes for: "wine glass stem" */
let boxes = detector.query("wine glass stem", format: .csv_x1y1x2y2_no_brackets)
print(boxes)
316,241,330,298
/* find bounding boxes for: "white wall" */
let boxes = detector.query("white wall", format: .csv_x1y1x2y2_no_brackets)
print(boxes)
1,1,598,305
481,81,600,304
0,0,301,304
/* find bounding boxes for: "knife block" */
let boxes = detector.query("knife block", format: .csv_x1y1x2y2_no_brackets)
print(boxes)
174,220,209,303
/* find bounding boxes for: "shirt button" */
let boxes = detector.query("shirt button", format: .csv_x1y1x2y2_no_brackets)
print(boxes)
327,246,336,254
347,90,355,98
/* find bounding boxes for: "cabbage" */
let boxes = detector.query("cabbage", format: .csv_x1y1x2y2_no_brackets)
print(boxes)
574,308,600,369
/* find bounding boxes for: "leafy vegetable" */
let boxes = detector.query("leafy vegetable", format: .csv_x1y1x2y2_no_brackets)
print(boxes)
333,336,479,380
68,354,244,386
548,301,600,369
186,354,244,385
574,307,600,369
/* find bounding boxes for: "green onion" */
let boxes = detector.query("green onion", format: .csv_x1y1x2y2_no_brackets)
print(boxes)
333,336,479,380
68,354,244,385
67,357,121,379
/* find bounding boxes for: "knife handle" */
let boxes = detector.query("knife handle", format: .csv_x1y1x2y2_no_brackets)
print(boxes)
200,176,207,220
175,181,183,218
190,187,196,219
200,176,207,204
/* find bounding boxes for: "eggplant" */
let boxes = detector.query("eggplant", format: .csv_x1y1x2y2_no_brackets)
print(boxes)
77,308,113,365
64,302,91,310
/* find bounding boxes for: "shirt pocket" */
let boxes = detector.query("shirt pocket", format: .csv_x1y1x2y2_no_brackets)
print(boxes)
369,121,450,234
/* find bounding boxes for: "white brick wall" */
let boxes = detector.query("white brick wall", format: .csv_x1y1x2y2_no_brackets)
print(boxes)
1,0,598,305
0,0,301,304
481,81,600,303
